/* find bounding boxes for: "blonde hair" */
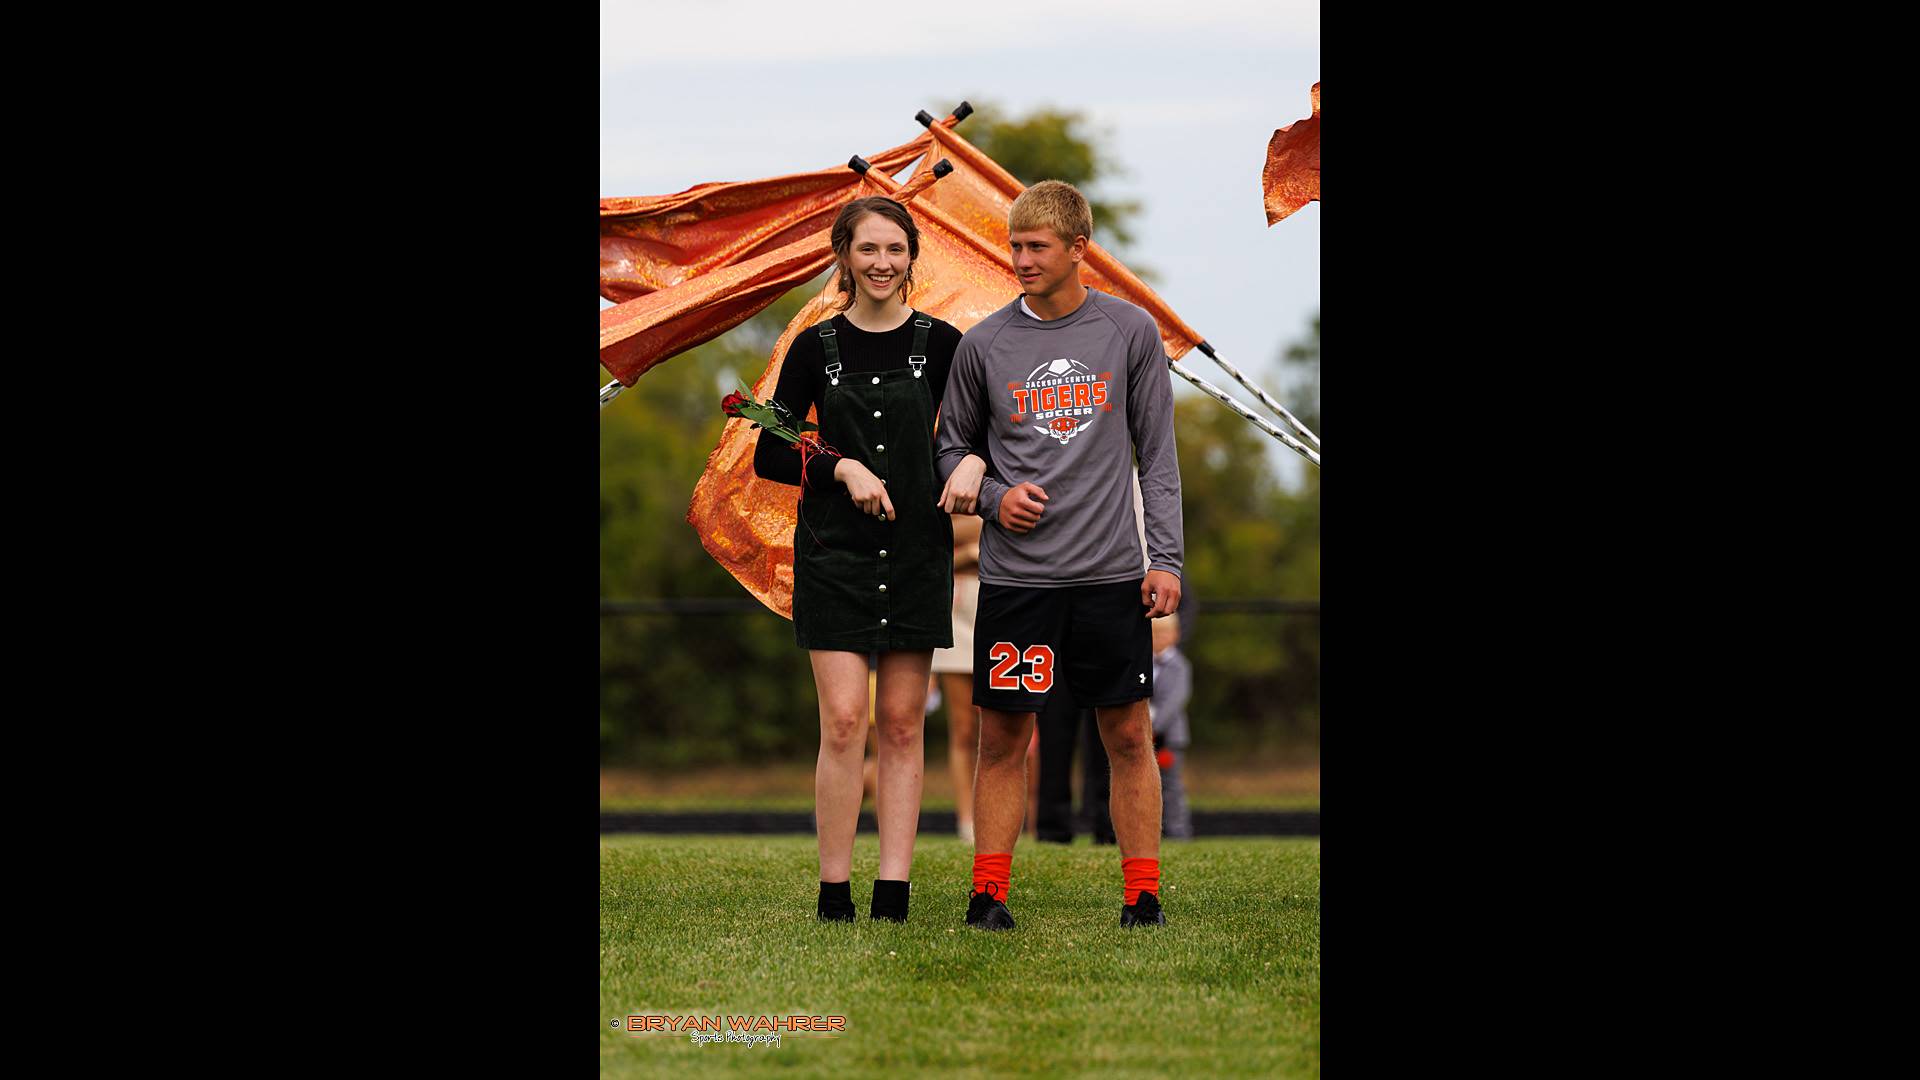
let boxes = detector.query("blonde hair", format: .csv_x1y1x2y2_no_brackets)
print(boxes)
1008,179,1092,246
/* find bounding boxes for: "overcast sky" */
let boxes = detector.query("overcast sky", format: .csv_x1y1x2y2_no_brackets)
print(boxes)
601,0,1320,486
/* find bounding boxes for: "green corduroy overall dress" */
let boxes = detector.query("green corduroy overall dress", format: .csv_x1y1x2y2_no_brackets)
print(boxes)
792,312,955,653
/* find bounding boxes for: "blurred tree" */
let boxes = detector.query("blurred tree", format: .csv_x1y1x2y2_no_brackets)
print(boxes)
959,101,1144,257
600,286,825,766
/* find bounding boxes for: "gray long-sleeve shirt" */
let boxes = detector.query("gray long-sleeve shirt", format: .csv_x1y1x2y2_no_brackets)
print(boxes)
935,290,1183,586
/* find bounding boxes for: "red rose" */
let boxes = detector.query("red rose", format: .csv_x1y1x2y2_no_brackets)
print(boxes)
721,391,747,417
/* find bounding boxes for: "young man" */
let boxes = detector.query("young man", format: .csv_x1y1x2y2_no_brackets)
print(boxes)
933,180,1183,930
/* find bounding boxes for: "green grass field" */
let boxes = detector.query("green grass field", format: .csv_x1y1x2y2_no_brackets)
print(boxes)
601,835,1320,1078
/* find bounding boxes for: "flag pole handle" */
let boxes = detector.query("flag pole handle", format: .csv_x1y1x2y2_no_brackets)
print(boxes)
851,155,949,179
1194,341,1320,450
915,101,973,128
1169,358,1320,468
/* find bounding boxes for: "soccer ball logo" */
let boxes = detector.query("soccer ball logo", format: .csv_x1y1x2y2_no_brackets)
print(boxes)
1022,357,1098,445
1027,357,1093,382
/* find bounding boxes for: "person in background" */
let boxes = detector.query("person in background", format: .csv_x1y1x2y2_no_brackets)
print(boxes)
1034,686,1088,844
931,513,984,845
1149,613,1193,839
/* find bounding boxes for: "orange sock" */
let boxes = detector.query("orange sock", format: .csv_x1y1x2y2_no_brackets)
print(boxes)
973,852,1012,901
1122,856,1159,906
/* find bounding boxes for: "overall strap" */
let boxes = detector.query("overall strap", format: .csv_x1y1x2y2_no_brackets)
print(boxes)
818,322,841,383
908,312,931,378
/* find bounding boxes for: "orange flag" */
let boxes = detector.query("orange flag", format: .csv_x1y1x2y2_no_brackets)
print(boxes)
600,165,949,386
601,135,930,304
1264,83,1320,225
685,160,1026,618
919,118,1205,360
682,275,845,620
688,129,1210,619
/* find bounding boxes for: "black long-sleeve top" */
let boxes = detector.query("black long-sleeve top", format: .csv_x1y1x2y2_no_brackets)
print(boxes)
752,311,966,491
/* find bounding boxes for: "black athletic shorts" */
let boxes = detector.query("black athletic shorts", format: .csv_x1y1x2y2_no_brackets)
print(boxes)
971,579,1154,713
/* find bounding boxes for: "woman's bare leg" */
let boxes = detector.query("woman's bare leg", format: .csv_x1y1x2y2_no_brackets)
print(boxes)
810,650,872,883
873,650,933,881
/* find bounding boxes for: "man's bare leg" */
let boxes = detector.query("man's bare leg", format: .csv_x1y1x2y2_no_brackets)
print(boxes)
1095,699,1161,861
973,707,1036,856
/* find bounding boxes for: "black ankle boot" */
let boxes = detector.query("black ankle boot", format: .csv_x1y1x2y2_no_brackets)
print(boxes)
870,879,910,923
818,880,855,923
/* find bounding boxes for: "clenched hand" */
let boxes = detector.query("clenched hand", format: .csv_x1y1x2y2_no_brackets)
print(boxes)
1141,569,1181,618
998,482,1048,534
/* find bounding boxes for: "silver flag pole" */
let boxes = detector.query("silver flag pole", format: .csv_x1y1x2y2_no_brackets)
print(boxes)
600,380,626,409
1193,342,1319,451
1170,359,1320,468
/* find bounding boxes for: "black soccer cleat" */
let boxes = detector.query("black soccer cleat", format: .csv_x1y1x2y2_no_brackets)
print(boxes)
1120,890,1165,928
965,886,1016,931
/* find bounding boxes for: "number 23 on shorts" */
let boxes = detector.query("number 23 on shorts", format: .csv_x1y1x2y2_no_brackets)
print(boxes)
987,642,1055,692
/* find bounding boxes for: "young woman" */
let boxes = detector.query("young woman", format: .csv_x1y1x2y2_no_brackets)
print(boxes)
753,197,987,922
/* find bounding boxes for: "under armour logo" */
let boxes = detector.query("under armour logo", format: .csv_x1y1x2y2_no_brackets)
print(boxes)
1139,673,1146,684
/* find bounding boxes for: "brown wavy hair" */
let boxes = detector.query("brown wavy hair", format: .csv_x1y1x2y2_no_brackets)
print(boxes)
830,197,919,311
